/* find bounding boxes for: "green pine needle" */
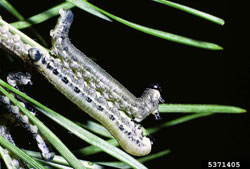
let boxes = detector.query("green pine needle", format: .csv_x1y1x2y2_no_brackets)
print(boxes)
153,0,225,25
0,136,45,169
0,85,85,169
0,79,147,169
10,2,76,29
66,0,223,50
159,104,246,113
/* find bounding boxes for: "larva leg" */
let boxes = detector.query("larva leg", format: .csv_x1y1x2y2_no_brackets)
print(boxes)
50,9,164,122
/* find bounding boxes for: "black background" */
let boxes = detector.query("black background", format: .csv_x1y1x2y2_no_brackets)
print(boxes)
0,0,249,169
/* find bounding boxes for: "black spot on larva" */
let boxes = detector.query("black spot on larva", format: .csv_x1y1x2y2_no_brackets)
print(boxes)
60,35,65,40
97,106,104,111
52,69,59,75
119,125,124,131
63,46,68,51
86,97,92,102
61,77,68,84
136,140,140,145
128,132,131,136
42,57,46,64
109,115,115,121
47,63,52,70
74,87,80,93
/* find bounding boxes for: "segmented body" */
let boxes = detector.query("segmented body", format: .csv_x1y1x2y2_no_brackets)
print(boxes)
0,9,164,156
29,48,152,156
50,10,163,123
0,125,26,169
0,72,54,161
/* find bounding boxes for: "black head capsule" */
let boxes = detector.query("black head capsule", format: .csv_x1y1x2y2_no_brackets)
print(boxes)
148,83,162,92
28,48,42,63
148,83,165,103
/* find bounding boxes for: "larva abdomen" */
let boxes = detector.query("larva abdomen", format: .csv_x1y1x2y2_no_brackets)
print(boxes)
50,9,163,123
28,48,151,156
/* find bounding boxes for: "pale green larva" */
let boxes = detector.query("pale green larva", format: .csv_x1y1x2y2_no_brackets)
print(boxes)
28,48,152,156
1,9,164,156
50,9,164,123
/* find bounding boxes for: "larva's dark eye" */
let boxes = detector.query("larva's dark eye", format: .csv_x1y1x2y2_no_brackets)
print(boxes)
28,48,42,62
148,83,162,92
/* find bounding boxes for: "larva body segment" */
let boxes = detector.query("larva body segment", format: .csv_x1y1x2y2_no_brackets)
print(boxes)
0,9,163,156
0,126,26,169
28,48,151,156
0,25,30,61
50,9,163,123
0,93,54,161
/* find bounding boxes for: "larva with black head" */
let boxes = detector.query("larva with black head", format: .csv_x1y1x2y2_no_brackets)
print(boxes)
50,9,164,123
1,10,161,156
28,48,152,156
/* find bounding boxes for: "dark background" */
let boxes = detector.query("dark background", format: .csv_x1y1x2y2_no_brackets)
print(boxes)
0,0,249,169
